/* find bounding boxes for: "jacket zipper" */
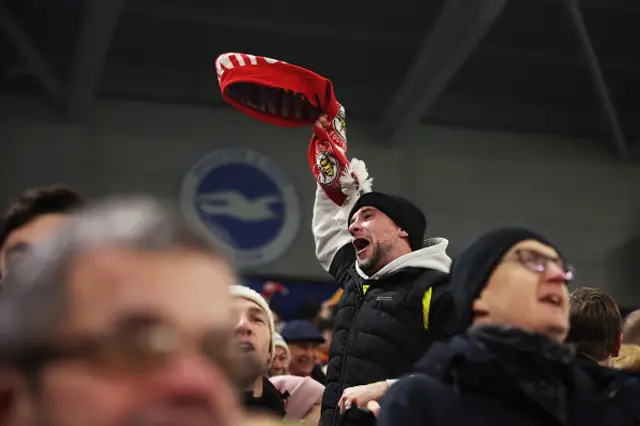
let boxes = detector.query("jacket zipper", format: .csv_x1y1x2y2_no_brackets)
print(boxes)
332,283,366,426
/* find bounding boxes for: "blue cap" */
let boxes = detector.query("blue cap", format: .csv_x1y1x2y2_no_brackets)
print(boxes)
281,320,325,344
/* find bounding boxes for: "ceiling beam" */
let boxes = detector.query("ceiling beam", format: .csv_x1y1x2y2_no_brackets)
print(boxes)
126,3,640,74
425,93,606,138
125,4,409,47
0,2,65,106
478,45,640,73
565,0,629,158
579,0,640,14
378,0,508,145
66,0,126,123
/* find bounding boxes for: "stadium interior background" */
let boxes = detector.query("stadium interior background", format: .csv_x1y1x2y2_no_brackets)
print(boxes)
1,0,638,319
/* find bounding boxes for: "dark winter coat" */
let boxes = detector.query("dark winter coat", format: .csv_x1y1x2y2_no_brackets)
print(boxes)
378,326,640,426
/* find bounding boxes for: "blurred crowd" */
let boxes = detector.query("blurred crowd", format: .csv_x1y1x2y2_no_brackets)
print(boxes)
0,115,639,426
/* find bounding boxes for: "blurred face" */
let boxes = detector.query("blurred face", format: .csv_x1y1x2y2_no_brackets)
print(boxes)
0,213,70,281
348,207,409,276
230,298,272,389
288,343,319,377
268,347,289,377
10,247,243,426
473,240,572,343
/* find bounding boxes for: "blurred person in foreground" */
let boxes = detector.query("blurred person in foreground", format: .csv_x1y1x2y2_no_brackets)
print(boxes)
0,197,251,426
281,320,326,384
378,226,640,426
0,186,84,282
310,115,459,425
565,287,622,367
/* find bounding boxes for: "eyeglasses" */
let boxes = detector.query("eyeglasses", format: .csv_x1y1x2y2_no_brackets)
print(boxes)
8,314,235,375
513,248,575,282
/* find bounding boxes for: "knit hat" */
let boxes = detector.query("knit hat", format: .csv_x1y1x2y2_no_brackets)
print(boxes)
348,192,426,251
451,226,560,329
273,332,291,360
230,285,276,359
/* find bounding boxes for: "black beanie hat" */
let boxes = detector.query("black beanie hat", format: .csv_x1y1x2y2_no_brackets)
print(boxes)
348,192,426,251
451,226,561,329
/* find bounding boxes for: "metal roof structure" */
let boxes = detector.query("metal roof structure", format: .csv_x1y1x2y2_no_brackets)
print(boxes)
2,0,638,158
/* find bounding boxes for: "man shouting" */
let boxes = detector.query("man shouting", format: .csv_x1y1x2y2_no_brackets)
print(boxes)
309,113,461,426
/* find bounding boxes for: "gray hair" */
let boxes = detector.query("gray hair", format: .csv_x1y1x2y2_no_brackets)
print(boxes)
0,196,232,356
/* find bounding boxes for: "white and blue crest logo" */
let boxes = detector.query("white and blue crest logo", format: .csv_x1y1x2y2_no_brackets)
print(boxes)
180,149,300,269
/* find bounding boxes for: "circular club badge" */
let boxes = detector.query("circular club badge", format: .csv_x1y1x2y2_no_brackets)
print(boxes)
180,149,300,269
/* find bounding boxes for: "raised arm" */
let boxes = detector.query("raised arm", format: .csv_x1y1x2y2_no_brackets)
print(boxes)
308,113,372,279
312,184,353,273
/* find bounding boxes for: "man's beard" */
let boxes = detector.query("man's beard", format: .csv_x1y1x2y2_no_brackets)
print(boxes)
358,241,392,276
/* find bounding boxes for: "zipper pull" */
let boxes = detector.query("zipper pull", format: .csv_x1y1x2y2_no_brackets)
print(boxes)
358,282,368,302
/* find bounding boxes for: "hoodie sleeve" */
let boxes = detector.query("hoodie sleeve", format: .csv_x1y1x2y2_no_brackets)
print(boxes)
312,185,355,281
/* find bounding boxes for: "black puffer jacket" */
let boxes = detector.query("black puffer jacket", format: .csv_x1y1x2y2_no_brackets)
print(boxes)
312,187,460,426
378,326,640,426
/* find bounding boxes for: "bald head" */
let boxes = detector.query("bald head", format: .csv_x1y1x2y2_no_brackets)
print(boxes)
623,309,640,345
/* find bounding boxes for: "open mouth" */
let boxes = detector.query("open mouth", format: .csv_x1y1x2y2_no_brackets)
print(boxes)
540,294,563,307
235,342,255,353
353,238,370,253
